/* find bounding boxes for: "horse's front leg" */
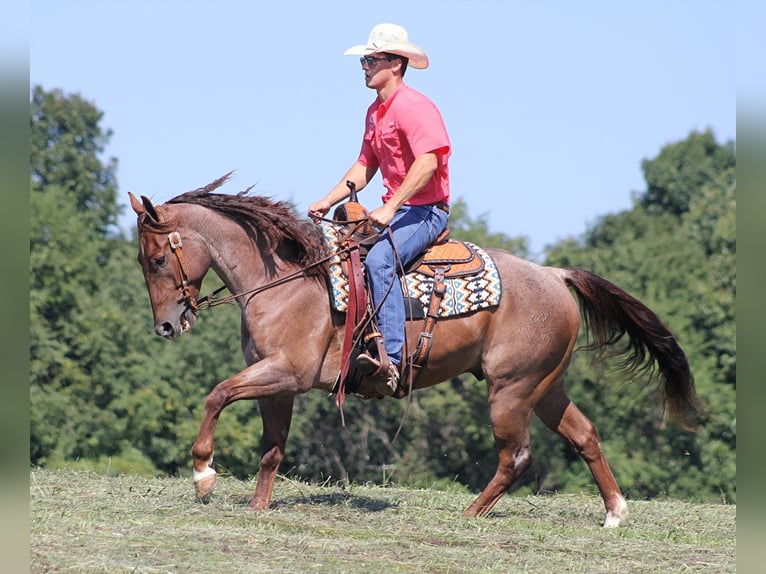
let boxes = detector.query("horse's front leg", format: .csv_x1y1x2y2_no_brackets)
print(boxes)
191,355,299,501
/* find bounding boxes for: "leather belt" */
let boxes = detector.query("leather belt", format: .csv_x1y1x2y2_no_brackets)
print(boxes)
433,201,450,214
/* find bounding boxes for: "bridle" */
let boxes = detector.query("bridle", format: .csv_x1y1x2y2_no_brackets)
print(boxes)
166,230,201,312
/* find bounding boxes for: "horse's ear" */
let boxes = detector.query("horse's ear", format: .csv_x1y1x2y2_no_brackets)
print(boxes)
128,192,145,215
140,195,162,222
128,192,162,223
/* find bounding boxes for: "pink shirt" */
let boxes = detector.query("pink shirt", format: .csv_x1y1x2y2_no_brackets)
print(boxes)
357,84,451,206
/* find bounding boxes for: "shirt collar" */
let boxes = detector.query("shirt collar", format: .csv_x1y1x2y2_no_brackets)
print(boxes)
377,83,407,112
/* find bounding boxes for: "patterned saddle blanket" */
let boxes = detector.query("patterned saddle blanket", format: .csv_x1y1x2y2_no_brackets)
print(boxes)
320,222,502,317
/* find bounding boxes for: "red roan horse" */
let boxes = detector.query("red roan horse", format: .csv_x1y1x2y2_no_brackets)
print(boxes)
129,174,698,527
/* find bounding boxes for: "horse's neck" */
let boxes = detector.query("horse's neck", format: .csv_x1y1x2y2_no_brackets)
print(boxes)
185,208,288,307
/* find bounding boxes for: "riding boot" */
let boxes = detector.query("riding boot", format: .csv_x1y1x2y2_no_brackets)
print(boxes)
357,353,399,397
374,363,400,397
356,352,381,375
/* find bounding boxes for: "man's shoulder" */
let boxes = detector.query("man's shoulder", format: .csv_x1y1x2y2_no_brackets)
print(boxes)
397,83,433,104
391,85,439,116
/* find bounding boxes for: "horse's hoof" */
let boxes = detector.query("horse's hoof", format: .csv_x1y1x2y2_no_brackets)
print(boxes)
194,466,218,499
247,497,269,511
603,497,628,527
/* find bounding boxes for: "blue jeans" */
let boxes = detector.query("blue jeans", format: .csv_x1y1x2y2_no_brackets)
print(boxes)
364,204,449,366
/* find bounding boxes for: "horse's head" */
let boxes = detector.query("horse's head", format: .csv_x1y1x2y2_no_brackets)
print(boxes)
129,192,206,339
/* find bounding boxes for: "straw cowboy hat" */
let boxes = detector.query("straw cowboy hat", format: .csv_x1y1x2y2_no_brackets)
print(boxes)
344,23,429,69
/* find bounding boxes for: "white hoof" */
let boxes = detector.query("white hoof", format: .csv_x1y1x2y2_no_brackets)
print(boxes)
193,460,217,499
603,496,628,527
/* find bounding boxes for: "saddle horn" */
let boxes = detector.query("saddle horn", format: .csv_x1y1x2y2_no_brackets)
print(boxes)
346,180,358,203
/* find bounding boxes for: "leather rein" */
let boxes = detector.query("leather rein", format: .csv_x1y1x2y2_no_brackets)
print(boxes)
163,219,369,312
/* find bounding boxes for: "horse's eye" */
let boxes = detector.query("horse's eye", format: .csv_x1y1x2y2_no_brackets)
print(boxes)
153,256,167,268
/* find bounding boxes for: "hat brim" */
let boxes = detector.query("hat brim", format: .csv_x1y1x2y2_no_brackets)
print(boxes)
344,42,429,69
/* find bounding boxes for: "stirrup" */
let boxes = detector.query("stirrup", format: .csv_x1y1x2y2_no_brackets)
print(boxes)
374,364,400,397
356,352,381,375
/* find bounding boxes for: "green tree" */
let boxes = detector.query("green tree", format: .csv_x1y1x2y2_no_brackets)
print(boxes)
639,129,735,218
29,87,251,475
31,88,165,473
30,86,123,466
30,85,119,235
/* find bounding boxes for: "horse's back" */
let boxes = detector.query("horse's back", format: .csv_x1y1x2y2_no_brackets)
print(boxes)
486,249,578,318
410,248,580,388
484,248,580,348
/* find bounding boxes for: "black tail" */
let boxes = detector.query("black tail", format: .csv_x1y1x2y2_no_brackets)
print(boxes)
564,268,700,427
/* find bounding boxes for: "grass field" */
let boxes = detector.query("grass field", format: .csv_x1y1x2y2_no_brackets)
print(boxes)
30,469,735,573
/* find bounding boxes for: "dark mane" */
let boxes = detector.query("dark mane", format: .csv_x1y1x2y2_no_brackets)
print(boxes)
168,172,329,279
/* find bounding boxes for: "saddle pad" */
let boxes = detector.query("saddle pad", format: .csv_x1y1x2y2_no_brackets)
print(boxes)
404,245,501,316
320,222,502,317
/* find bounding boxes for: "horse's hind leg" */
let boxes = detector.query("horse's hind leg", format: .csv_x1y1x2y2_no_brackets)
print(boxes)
464,386,534,517
534,383,628,527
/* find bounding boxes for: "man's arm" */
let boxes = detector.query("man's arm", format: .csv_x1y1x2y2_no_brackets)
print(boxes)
367,152,438,227
308,161,377,221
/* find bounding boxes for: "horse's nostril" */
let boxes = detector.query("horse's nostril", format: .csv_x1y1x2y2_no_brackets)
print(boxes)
155,322,175,338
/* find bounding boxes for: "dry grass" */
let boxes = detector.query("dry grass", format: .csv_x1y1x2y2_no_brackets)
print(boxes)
30,469,735,573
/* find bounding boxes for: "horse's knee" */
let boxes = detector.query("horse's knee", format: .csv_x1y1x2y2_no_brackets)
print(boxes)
515,443,533,474
204,385,227,412
550,402,606,462
497,439,533,478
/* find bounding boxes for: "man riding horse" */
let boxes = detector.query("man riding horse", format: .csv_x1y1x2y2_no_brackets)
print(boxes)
309,23,451,397
128,22,698,527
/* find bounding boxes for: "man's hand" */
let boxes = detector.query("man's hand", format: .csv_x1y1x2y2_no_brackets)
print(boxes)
308,199,332,223
368,203,397,228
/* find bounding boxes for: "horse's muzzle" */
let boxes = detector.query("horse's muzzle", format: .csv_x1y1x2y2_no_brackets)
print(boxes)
155,309,197,339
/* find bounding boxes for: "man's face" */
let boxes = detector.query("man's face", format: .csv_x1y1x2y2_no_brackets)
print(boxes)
360,54,396,89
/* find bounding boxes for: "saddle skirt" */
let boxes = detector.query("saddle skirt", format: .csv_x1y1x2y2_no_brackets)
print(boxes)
320,222,502,317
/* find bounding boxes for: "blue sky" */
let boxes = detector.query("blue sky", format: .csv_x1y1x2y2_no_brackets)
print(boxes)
30,1,736,257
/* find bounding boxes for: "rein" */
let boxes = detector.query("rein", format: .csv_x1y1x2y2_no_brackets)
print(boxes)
167,219,370,311
197,253,337,309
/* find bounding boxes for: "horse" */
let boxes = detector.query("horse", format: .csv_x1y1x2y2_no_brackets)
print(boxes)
128,173,698,527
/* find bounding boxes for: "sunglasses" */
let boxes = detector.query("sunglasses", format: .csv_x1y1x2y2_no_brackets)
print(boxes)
360,55,396,68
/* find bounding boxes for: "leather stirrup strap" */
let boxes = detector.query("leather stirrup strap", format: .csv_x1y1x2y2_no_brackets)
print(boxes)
412,265,449,367
336,240,366,410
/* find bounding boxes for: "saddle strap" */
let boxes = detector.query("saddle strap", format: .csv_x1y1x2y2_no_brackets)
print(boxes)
336,240,366,409
410,266,448,370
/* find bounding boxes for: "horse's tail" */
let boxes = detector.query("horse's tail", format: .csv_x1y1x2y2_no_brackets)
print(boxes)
561,267,700,428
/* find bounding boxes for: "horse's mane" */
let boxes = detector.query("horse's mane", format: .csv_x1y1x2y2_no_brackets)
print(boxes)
167,172,329,279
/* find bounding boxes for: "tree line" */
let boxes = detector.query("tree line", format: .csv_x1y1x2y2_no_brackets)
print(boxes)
29,86,735,504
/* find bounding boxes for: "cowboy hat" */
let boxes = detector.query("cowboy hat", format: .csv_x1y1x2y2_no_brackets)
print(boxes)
344,23,429,69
